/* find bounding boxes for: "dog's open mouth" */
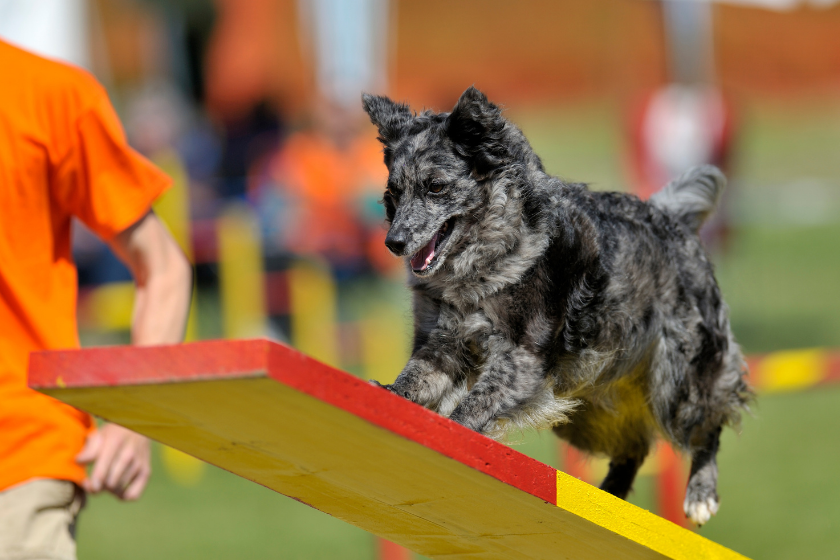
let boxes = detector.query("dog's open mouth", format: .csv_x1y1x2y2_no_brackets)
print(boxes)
410,217,456,274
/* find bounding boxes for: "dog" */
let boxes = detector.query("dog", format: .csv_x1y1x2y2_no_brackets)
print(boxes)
362,86,751,526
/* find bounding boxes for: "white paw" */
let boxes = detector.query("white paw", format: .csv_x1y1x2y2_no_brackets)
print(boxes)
683,495,719,526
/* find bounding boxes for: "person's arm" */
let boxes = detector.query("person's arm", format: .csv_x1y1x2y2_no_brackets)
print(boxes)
109,211,192,347
76,211,192,500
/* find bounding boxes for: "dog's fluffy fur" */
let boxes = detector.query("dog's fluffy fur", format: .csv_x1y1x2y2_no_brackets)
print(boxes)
362,87,751,526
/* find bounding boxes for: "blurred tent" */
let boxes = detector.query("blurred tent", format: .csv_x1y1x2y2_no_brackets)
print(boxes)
197,0,840,123
3,0,840,120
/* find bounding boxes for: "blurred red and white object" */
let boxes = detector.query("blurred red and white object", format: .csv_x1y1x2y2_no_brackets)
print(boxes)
628,84,734,200
630,0,840,201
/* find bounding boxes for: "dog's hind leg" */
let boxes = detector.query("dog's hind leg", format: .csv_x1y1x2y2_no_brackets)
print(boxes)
683,332,750,526
650,319,748,525
600,456,645,499
684,426,721,526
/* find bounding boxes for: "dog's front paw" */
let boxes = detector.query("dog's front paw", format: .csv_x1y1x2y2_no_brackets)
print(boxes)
383,379,424,403
447,410,487,434
369,379,395,391
683,492,719,526
370,380,414,402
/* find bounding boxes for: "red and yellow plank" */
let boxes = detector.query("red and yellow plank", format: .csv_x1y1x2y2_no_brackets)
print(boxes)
30,340,747,560
746,348,840,393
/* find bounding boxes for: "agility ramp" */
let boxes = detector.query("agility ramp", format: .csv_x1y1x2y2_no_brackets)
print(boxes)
29,339,747,560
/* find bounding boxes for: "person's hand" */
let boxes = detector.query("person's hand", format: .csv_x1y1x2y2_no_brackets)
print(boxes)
76,423,151,500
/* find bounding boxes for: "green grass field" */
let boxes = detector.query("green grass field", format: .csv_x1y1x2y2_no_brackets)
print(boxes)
76,98,840,559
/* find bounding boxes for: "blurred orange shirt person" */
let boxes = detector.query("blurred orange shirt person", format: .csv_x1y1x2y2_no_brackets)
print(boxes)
265,128,392,270
0,40,170,492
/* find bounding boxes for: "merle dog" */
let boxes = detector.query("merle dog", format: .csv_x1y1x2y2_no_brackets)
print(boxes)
363,87,751,525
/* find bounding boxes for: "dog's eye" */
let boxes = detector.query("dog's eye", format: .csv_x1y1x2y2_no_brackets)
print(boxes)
428,180,445,194
386,183,397,196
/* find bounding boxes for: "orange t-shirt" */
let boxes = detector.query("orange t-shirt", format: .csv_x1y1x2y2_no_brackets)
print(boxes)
266,131,387,260
0,41,171,491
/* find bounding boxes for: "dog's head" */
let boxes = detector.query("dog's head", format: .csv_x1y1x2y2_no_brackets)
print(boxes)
362,86,519,278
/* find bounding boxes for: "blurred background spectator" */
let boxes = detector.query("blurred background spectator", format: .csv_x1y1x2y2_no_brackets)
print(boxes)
2,1,840,559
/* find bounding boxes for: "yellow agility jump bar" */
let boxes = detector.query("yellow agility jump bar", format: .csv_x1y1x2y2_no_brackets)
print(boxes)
30,339,747,560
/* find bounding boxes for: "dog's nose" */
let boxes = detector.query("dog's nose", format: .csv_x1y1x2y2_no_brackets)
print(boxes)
385,231,406,255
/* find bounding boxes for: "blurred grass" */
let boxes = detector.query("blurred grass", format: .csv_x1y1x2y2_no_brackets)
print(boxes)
733,98,840,184
510,102,625,190
77,98,840,559
716,224,840,353
703,387,840,560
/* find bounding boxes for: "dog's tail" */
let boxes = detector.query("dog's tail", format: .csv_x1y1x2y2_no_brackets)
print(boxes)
650,165,726,233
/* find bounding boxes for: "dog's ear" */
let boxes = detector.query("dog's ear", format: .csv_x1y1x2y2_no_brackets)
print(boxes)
362,93,413,145
446,86,508,176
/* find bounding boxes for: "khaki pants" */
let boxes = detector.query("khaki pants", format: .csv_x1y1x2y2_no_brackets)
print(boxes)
0,480,85,560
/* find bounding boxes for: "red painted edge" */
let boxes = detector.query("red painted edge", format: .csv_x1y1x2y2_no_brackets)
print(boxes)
28,339,270,388
28,339,558,505
265,342,558,505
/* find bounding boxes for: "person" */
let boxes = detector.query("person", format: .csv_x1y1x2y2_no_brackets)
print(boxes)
253,98,392,277
0,39,192,560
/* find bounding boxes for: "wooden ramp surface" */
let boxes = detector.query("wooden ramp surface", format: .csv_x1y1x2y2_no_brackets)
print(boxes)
29,339,747,560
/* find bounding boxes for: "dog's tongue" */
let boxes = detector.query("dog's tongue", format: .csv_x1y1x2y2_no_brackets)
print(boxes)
410,233,439,271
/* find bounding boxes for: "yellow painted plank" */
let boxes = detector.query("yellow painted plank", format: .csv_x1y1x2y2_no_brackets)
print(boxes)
556,472,740,560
